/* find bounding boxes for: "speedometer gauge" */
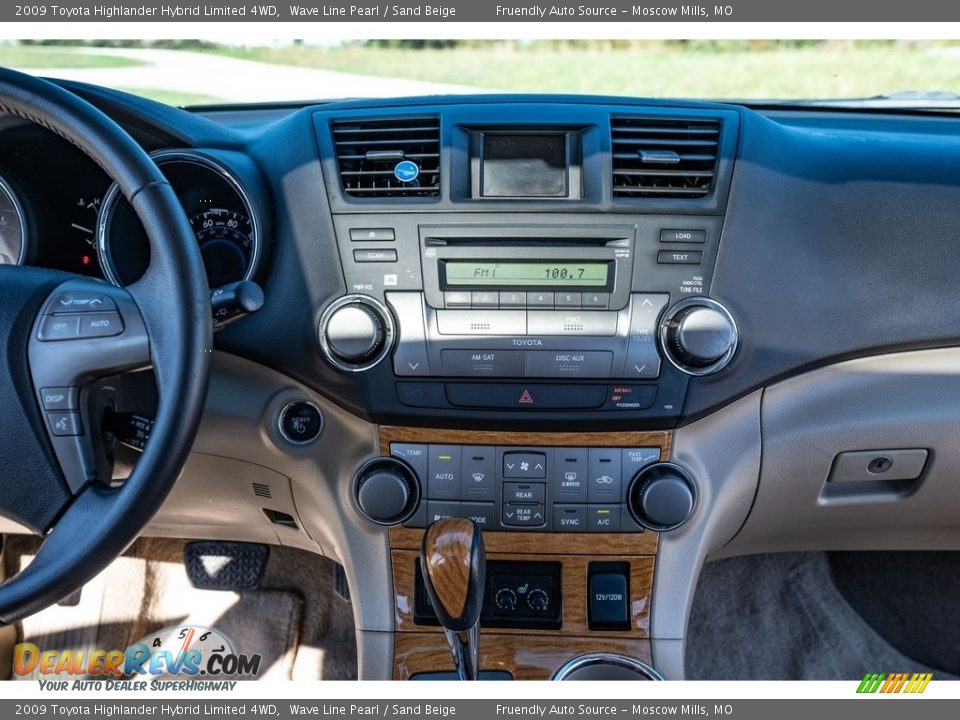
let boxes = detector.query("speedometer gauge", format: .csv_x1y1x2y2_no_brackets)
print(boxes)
96,150,262,289
190,208,254,289
0,174,28,265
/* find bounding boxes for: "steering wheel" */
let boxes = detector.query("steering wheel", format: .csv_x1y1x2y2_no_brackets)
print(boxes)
0,68,211,621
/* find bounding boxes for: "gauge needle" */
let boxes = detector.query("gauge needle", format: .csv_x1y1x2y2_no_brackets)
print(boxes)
71,223,93,234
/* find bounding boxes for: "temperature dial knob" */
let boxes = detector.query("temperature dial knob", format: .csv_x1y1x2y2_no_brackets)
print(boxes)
526,588,550,612
352,457,421,526
660,298,738,375
495,588,518,611
627,462,696,532
319,295,394,372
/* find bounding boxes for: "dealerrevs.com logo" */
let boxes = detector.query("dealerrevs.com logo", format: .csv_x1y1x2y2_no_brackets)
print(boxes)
13,625,261,688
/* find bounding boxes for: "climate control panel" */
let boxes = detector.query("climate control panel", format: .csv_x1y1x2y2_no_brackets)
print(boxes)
376,442,673,532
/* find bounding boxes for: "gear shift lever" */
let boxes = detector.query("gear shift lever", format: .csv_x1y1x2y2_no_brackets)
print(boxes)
419,518,486,680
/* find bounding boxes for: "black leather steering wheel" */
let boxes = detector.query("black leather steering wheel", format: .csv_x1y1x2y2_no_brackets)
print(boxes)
0,68,211,621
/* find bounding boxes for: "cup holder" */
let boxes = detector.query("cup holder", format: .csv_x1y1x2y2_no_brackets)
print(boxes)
552,653,664,681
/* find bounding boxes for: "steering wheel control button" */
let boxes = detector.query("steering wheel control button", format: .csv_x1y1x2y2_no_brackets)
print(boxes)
588,448,622,503
49,291,117,312
660,297,738,376
37,315,80,341
627,462,697,532
278,401,323,445
588,563,630,631
553,504,588,532
319,294,394,372
587,505,622,532
77,312,124,338
47,411,82,437
40,387,79,411
503,451,547,479
427,444,462,500
660,229,706,244
353,456,421,526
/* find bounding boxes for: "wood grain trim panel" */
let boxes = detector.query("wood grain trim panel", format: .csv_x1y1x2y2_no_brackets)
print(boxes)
390,528,658,555
379,426,672,455
394,633,652,680
392,549,654,638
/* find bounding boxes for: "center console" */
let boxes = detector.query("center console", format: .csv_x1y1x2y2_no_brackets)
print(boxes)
310,101,740,679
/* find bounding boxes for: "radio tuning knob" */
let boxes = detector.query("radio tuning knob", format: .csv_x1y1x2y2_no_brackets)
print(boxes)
319,295,394,372
660,298,738,375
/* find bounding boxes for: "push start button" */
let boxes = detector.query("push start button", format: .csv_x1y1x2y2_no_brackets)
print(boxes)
279,401,323,445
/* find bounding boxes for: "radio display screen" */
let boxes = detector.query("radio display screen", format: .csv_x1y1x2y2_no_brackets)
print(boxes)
443,261,610,288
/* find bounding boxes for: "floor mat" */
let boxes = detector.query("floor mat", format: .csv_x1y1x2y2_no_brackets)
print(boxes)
830,551,960,675
685,552,958,680
4,537,356,681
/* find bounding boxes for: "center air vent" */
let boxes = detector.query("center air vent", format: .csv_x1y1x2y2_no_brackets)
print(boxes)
611,116,720,199
332,117,440,198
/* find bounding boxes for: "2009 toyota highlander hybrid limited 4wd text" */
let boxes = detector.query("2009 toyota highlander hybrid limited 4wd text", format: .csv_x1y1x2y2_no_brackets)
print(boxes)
1,56,959,682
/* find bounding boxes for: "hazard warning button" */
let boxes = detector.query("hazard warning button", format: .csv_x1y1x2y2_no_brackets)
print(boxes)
445,383,606,410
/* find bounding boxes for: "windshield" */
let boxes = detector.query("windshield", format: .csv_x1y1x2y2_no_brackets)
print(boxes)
3,39,959,107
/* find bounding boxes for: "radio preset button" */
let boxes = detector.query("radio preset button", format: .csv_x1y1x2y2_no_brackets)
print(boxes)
525,350,613,378
499,291,526,308
471,291,499,308
527,311,618,337
443,291,472,309
582,292,610,309
527,291,554,308
441,349,524,377
555,292,582,308
436,310,526,335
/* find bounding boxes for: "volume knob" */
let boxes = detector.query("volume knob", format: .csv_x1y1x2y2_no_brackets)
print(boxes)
661,298,738,375
319,295,394,371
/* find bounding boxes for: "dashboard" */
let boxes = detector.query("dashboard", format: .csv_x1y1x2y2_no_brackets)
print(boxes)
5,80,960,681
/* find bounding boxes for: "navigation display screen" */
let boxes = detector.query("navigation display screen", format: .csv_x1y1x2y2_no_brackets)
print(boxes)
443,261,610,287
480,134,569,198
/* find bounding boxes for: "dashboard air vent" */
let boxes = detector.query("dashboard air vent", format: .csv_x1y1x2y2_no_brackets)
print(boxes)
332,117,440,198
611,116,720,199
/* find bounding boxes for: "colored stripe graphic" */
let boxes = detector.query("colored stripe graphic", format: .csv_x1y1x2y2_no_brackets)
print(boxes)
857,672,932,693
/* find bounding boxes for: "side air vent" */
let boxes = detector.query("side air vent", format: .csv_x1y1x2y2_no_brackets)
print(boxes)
611,116,721,199
332,117,440,198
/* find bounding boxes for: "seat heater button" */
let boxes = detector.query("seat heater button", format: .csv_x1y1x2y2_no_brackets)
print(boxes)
77,312,124,338
41,387,79,411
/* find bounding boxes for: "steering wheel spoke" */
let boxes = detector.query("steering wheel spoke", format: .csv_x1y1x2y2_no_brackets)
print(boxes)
27,277,150,494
